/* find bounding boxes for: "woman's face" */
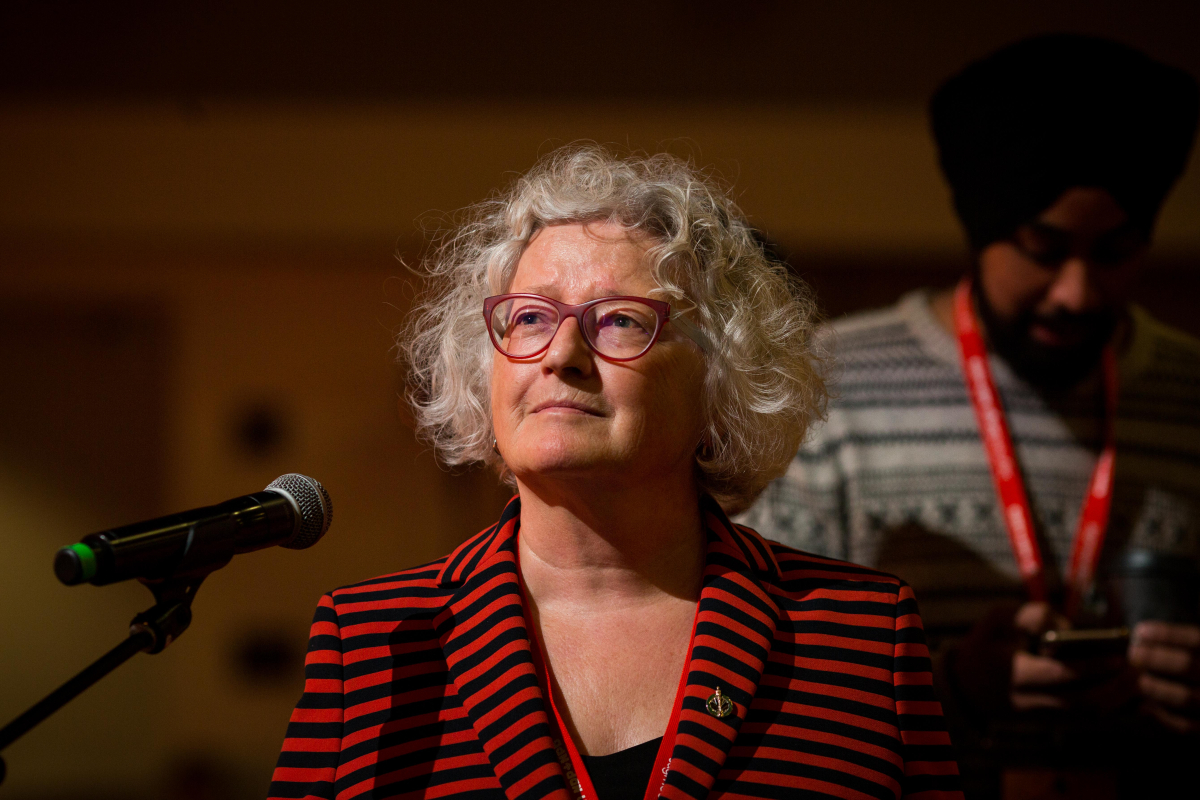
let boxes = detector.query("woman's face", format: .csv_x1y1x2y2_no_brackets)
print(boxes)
491,222,706,492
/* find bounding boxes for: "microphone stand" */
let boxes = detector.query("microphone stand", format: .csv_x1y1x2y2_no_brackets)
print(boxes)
0,575,206,787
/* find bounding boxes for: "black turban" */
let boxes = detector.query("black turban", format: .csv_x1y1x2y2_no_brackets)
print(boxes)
930,34,1200,251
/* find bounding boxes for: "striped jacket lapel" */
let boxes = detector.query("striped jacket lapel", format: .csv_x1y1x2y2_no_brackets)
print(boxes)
434,497,572,800
662,498,781,800
434,495,781,800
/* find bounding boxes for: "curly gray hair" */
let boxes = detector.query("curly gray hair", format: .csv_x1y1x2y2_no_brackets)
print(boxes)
401,145,826,514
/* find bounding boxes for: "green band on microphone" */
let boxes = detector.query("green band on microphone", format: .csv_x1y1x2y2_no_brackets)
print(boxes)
69,542,97,582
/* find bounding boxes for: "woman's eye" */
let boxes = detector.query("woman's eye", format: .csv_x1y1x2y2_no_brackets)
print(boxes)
598,312,648,331
513,309,552,326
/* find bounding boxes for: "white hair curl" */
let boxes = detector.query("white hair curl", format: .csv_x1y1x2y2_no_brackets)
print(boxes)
400,145,826,514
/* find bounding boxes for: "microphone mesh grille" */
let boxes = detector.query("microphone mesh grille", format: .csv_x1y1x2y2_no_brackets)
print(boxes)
266,473,333,550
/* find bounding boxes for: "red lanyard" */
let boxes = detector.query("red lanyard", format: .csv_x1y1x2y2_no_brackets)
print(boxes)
954,279,1118,618
518,558,696,800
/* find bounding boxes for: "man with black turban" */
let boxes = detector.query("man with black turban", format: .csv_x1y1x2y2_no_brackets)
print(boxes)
932,33,1200,389
744,35,1200,798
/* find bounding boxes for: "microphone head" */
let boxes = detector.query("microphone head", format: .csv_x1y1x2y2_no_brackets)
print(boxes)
265,474,333,549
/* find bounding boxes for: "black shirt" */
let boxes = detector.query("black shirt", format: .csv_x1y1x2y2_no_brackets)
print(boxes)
578,737,663,800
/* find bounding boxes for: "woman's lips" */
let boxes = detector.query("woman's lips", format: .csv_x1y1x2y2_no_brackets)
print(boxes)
530,400,603,416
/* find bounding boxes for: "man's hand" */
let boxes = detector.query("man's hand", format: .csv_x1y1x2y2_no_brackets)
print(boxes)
949,601,1135,717
1009,602,1133,712
1128,621,1200,734
1010,602,1073,711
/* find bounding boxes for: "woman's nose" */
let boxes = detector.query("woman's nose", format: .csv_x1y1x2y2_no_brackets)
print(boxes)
541,316,594,376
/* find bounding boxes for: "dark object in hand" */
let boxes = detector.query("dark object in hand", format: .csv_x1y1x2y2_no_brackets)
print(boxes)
1038,627,1129,660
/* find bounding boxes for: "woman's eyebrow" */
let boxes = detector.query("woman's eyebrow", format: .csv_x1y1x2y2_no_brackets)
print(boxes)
516,285,629,300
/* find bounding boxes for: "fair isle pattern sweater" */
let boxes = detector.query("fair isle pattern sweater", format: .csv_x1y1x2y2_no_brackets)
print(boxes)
740,290,1200,639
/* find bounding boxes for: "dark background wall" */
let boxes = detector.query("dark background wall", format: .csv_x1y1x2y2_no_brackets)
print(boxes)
0,3,1197,798
3,1,1198,104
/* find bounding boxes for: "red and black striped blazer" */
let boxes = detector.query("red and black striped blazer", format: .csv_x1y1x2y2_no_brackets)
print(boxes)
270,496,962,799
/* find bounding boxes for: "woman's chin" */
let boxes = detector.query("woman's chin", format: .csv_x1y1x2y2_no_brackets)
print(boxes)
510,452,609,479
505,440,628,483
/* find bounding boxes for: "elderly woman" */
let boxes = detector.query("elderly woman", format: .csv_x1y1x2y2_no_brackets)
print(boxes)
269,147,961,800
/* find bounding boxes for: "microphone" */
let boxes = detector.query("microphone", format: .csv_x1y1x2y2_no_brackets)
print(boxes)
53,474,332,586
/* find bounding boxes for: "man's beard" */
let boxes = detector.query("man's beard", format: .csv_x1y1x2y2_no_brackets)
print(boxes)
973,282,1119,391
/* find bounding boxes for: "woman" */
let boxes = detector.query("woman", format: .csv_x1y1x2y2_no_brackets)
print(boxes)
269,147,961,800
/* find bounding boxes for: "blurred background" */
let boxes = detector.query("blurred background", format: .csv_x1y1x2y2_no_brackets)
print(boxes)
0,2,1197,798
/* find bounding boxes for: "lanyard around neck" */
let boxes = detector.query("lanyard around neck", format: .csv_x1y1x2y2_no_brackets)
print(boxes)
517,554,696,800
953,278,1118,618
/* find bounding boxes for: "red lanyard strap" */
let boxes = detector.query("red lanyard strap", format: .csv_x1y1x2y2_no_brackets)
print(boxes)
519,560,697,800
953,279,1118,617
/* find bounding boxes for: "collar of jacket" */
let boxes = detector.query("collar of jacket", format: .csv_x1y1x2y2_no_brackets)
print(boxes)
432,494,782,800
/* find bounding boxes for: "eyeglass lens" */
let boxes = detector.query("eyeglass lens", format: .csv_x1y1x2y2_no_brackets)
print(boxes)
489,297,660,359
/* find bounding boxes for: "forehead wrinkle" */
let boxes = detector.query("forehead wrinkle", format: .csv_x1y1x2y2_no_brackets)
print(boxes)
510,223,658,300
518,283,633,300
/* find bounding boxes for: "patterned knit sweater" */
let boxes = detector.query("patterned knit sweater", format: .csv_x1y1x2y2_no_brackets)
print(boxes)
741,289,1200,641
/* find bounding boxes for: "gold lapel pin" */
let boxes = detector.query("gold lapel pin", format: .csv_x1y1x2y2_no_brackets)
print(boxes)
706,685,734,718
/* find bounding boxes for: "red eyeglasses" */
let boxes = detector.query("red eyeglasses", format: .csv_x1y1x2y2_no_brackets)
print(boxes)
483,293,711,362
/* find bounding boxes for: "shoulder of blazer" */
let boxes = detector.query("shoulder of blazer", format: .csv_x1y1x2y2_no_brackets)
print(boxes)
319,497,523,626
321,557,453,633
742,525,908,601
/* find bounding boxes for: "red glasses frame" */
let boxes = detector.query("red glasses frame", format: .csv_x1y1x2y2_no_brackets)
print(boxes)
483,293,673,362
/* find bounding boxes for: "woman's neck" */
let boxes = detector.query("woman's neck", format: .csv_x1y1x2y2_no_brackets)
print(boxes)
514,471,706,613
